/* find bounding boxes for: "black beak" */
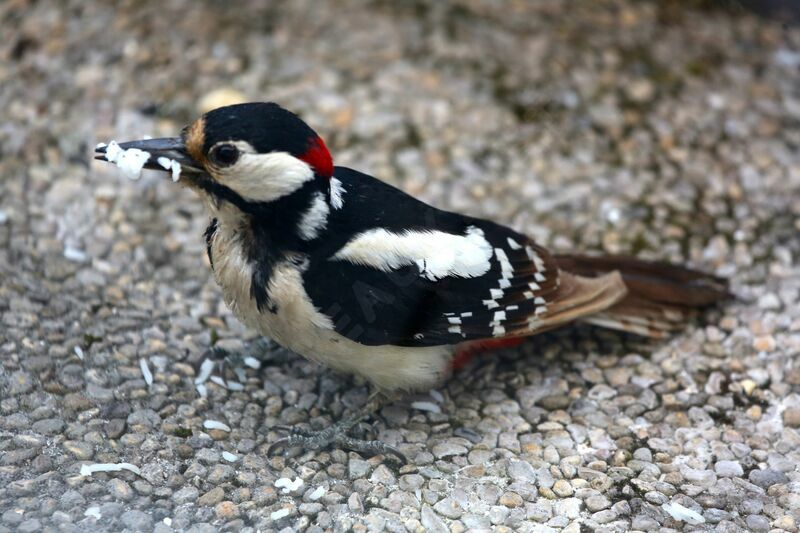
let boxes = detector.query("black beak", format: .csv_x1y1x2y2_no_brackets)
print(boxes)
94,137,204,175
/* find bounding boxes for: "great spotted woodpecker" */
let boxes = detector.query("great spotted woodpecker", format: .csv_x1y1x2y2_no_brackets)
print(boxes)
97,102,728,461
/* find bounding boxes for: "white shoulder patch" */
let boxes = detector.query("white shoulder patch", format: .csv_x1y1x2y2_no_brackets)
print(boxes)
330,178,345,210
332,225,492,281
297,192,330,240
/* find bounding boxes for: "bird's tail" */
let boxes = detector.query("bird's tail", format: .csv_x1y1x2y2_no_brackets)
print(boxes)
553,254,730,338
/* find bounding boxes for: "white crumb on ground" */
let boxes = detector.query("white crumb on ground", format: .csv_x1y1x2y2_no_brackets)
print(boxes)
163,518,172,526
194,359,214,385
84,507,101,519
203,420,231,432
104,140,151,180
662,502,705,525
80,462,141,477
63,246,88,263
411,401,442,413
429,390,444,403
271,508,291,520
275,477,304,493
309,486,326,500
243,356,261,369
139,357,153,386
209,375,227,388
74,346,84,360
222,451,238,462
195,383,207,398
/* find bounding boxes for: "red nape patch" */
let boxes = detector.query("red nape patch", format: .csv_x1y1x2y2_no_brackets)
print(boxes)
299,136,334,178
450,337,526,370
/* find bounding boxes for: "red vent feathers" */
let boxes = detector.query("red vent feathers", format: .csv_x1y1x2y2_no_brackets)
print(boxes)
300,136,334,178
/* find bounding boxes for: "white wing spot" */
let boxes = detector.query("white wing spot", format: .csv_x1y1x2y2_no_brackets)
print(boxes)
483,299,500,310
332,226,492,281
507,237,522,250
492,325,506,336
330,177,345,209
297,192,330,240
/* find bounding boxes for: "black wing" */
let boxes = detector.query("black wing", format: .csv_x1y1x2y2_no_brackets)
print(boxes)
302,167,562,347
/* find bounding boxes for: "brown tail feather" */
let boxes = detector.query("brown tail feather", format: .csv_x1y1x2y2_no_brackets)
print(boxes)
554,254,730,338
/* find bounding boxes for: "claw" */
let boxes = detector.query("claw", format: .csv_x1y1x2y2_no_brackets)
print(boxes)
267,437,293,456
335,434,408,464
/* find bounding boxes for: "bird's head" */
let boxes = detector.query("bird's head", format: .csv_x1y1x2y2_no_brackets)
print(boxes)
97,102,334,210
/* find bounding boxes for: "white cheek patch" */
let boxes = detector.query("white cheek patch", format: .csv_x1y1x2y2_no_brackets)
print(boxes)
332,225,493,281
297,192,330,240
220,151,314,202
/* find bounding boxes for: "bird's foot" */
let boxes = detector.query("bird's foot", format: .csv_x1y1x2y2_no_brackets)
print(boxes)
267,394,406,463
268,423,407,463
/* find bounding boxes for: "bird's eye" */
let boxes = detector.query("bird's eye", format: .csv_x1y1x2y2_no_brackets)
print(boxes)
210,144,240,167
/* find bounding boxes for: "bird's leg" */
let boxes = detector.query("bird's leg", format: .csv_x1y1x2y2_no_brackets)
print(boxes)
268,392,407,463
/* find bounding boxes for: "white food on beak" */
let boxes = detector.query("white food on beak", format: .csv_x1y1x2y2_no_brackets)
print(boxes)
104,140,150,180
157,156,182,182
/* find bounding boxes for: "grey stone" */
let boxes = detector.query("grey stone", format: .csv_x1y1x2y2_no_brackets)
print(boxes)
421,505,448,533
108,478,134,501
30,418,65,435
433,497,463,519
348,457,371,479
7,371,35,395
714,461,744,477
507,459,537,482
120,510,153,531
748,469,789,489
745,514,770,532
17,519,42,533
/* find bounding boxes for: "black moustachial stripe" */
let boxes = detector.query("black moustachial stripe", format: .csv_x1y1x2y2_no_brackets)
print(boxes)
200,177,325,314
204,218,218,269
193,156,330,315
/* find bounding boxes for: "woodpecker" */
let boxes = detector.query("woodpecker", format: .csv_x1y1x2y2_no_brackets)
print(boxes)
97,102,728,461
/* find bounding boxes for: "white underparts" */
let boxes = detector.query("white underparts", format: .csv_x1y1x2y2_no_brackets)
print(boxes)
208,219,450,392
332,226,493,281
329,177,345,209
297,192,330,240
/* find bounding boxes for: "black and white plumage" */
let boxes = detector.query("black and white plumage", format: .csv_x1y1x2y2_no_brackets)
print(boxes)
97,102,729,393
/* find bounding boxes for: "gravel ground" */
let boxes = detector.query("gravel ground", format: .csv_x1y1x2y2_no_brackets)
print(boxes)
2,1,799,532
